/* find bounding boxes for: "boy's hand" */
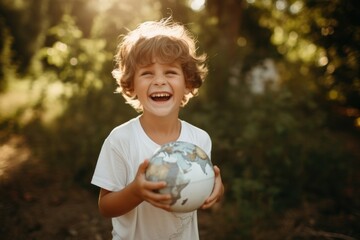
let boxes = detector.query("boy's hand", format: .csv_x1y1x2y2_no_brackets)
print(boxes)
201,165,224,210
132,159,172,211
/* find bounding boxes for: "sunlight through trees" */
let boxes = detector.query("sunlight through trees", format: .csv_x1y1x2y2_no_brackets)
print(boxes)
0,0,359,239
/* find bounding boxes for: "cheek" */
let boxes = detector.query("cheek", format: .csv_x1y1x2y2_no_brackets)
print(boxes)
133,79,145,96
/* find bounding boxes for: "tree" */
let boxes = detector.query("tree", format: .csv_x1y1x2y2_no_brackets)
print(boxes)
251,0,360,117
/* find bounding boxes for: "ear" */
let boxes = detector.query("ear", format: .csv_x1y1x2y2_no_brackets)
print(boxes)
184,88,191,95
127,87,137,98
129,91,137,98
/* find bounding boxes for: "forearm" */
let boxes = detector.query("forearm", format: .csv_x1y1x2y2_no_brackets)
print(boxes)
98,182,143,218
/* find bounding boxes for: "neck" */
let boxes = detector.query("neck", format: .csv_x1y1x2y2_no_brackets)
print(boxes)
140,114,181,145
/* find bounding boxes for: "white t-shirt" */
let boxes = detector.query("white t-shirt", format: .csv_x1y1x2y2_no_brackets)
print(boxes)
91,115,212,240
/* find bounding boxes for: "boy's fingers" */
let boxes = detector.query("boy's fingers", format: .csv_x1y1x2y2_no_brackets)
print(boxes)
146,181,167,191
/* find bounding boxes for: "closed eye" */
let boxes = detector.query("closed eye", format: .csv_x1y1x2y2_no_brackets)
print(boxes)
140,71,152,76
166,70,179,75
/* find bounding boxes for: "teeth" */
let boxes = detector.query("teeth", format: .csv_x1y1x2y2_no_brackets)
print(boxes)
150,92,172,101
151,93,171,98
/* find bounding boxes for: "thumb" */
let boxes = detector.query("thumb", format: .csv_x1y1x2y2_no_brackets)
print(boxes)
213,165,221,176
138,159,150,175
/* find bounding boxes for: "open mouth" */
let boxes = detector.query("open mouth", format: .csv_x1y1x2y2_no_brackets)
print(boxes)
150,92,172,102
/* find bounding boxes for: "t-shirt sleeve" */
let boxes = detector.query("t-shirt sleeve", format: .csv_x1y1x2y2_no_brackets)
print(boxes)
200,130,212,160
181,120,212,159
91,136,129,191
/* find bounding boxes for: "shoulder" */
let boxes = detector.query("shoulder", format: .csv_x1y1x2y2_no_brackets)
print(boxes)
103,117,142,153
107,117,140,142
180,120,212,156
181,120,210,140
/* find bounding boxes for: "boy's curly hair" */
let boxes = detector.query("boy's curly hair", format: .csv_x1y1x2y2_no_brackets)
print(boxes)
112,18,208,112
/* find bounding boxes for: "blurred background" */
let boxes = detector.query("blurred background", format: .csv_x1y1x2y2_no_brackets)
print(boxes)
0,0,359,239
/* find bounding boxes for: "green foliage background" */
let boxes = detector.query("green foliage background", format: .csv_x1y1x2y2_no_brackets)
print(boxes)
0,0,359,238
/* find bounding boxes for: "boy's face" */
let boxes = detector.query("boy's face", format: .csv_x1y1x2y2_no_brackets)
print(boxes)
133,60,189,117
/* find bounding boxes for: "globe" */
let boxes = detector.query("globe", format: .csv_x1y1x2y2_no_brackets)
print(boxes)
145,141,215,213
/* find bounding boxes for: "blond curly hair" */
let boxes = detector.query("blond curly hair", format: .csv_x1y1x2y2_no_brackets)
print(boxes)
112,18,208,112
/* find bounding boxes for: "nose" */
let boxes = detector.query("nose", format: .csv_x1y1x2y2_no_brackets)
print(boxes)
153,74,166,86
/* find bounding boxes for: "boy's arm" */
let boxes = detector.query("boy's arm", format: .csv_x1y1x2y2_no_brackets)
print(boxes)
98,160,172,218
